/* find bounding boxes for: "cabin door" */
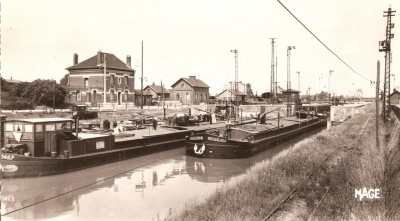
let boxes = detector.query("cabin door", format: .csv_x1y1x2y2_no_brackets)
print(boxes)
44,131,57,155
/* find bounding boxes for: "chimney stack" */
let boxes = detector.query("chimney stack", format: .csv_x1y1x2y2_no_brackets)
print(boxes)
126,55,131,67
73,53,78,65
97,50,103,65
189,76,196,79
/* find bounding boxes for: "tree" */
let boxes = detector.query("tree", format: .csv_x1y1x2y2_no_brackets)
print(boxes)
60,74,69,86
10,83,26,97
21,79,67,107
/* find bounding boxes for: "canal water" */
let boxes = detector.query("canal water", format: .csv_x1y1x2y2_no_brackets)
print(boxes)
1,128,324,221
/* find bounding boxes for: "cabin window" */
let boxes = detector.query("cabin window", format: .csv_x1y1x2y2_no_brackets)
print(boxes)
14,124,23,132
36,124,43,132
25,124,33,132
45,124,56,131
5,123,13,132
96,141,105,149
56,123,67,130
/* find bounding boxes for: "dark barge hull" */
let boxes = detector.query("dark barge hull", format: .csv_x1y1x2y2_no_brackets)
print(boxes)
185,119,325,159
1,130,191,178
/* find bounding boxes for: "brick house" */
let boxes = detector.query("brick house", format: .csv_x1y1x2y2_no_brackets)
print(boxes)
66,51,135,106
143,83,171,104
171,76,209,105
389,89,400,105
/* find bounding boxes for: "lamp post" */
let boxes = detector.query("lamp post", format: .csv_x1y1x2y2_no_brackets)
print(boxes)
287,46,295,116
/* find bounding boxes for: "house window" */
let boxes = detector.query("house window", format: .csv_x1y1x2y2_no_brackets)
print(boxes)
181,83,184,88
110,90,114,101
125,76,129,85
110,75,114,84
186,93,190,100
77,91,82,101
200,94,203,101
124,91,128,101
196,94,199,100
176,93,180,99
118,77,122,84
205,94,207,100
84,78,89,87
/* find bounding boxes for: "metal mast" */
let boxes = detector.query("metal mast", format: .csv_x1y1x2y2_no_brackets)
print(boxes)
270,38,276,103
230,49,238,103
379,7,395,122
329,70,334,103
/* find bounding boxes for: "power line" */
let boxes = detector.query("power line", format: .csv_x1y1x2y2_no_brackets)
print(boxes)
276,0,373,83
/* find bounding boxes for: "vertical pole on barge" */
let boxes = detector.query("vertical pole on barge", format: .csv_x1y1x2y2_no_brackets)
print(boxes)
376,60,380,148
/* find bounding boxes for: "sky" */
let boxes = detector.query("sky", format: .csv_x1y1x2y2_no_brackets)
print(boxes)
1,0,399,97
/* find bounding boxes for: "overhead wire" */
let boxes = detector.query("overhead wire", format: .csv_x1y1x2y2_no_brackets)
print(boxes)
276,0,375,85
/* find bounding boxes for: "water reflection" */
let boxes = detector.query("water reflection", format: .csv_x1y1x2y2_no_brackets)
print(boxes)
1,128,323,220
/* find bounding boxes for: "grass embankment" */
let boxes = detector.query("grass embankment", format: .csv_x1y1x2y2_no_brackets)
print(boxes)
166,104,400,220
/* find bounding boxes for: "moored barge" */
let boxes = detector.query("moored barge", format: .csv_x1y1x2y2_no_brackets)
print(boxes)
1,117,191,178
185,115,325,158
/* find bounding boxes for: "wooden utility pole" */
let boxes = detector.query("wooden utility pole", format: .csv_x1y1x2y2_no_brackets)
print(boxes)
376,60,380,148
141,41,144,109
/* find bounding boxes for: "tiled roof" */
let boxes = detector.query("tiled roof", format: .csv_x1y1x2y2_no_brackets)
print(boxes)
134,89,152,95
66,52,135,72
144,85,171,94
171,77,209,88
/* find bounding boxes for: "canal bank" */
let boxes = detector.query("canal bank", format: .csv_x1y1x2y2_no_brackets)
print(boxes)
167,103,400,220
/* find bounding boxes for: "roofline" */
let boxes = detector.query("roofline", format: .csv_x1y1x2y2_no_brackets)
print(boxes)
171,78,209,88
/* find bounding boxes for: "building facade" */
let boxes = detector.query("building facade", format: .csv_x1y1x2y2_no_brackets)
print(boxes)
66,51,135,106
171,76,209,105
143,83,171,104
389,89,400,105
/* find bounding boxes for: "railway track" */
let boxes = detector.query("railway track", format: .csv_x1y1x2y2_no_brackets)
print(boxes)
263,115,373,220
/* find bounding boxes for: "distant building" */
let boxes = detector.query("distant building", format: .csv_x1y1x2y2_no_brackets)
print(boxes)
143,83,171,104
215,89,247,103
66,51,135,106
223,81,254,97
0,77,23,92
134,89,153,106
282,89,300,104
389,89,400,105
171,76,210,105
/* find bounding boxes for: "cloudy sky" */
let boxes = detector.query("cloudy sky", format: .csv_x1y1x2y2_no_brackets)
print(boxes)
1,0,399,97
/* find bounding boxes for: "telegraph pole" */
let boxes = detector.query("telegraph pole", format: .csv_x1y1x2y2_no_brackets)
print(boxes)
329,70,334,104
379,7,395,122
270,38,276,104
141,40,144,109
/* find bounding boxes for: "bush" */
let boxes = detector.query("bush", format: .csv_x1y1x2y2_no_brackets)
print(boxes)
1,99,34,110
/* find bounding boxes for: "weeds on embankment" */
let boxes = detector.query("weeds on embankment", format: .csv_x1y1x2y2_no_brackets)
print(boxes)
166,104,400,221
